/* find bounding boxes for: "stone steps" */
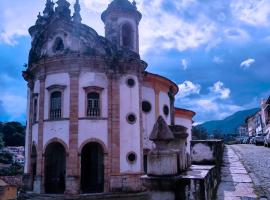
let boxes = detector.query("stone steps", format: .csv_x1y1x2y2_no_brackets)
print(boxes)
18,192,149,200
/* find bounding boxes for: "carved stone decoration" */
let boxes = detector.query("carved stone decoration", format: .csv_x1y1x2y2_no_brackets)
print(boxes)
169,125,190,172
149,116,174,150
147,116,178,176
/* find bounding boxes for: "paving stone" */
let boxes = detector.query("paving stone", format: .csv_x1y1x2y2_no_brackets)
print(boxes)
217,146,257,200
231,144,270,199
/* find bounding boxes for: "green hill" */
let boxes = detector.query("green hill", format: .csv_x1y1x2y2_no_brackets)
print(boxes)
197,108,259,135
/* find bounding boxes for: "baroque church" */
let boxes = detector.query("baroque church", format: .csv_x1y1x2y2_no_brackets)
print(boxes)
22,0,195,194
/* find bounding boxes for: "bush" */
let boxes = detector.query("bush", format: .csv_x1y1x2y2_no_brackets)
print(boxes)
0,162,24,176
0,151,13,164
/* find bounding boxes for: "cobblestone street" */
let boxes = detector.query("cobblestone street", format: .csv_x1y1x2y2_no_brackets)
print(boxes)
217,145,258,200
231,144,270,199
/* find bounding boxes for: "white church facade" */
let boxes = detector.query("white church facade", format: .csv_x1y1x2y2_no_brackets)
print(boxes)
22,0,195,194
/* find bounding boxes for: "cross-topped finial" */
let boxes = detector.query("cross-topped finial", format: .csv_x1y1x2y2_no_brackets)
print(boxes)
73,0,82,23
55,0,71,20
43,0,54,18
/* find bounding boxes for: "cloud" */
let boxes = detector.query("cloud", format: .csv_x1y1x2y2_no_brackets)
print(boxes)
240,58,255,69
0,94,26,121
224,28,250,42
209,81,231,99
177,81,201,98
213,56,223,64
181,59,188,70
176,80,239,122
231,0,270,26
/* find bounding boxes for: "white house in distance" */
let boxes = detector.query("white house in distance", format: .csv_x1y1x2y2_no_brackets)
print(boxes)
22,0,195,195
261,97,270,134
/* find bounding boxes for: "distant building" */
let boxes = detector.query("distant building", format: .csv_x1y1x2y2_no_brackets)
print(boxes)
261,97,270,134
246,115,256,136
254,111,264,135
237,125,248,137
4,146,25,164
0,179,17,200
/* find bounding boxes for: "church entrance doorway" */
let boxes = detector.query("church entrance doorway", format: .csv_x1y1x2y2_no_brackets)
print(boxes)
81,142,104,193
44,142,66,194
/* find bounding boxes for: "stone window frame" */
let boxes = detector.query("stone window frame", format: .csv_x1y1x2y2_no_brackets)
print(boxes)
83,86,104,118
163,104,169,117
32,93,39,124
47,85,66,120
126,112,137,124
142,100,152,114
126,151,137,164
120,21,135,50
126,77,136,88
52,36,65,53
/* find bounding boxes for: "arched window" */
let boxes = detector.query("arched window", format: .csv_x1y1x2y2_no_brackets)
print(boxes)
53,37,64,53
50,91,62,119
122,23,133,49
87,92,100,117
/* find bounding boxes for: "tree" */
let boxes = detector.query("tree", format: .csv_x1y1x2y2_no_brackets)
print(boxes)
213,129,223,139
192,126,208,140
0,122,25,146
0,133,4,149
0,151,13,164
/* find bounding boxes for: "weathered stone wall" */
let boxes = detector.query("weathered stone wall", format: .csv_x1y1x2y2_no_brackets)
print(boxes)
191,140,224,165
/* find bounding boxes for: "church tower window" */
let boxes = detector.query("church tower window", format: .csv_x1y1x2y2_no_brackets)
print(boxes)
53,37,64,53
50,91,62,119
122,23,133,50
87,92,100,117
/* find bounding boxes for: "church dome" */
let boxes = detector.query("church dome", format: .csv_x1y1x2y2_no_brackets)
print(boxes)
101,0,142,22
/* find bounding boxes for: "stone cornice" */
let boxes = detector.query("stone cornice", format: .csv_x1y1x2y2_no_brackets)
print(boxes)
46,84,67,91
28,54,147,79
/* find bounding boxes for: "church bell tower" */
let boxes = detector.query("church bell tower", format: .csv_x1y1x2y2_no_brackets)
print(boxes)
101,0,142,54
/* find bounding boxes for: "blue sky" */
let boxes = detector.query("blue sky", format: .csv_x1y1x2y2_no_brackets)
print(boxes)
0,0,270,123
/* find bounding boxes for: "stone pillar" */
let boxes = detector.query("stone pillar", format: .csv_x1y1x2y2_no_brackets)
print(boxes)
66,71,80,194
154,88,160,120
138,76,144,173
23,81,34,191
34,75,46,193
169,125,189,172
142,116,178,200
168,86,175,126
107,73,120,191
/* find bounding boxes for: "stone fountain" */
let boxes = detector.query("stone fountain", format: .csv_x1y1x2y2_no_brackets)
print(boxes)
141,116,190,200
142,116,222,200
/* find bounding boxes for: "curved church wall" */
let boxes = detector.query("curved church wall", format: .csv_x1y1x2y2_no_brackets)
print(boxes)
43,120,70,148
159,91,171,124
175,113,194,154
119,75,141,173
141,86,156,150
44,73,70,119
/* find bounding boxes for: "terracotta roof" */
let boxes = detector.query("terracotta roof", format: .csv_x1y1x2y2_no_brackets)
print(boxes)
0,176,22,187
175,107,196,118
0,179,8,187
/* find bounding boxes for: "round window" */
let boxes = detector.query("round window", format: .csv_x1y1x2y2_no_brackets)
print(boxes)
163,105,169,116
142,101,152,113
126,78,135,88
127,152,137,164
126,113,137,124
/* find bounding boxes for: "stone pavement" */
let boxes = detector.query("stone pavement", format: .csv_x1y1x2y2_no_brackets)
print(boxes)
217,146,258,200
